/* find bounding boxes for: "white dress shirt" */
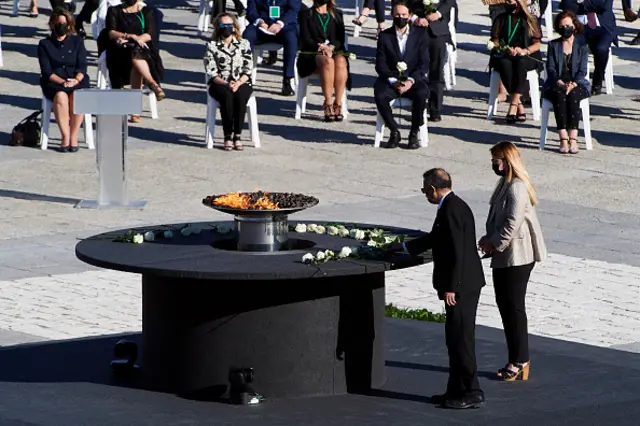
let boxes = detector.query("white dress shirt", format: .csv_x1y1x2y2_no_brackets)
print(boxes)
388,27,415,85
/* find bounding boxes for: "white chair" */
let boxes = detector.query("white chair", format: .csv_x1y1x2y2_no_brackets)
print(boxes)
205,94,261,149
587,48,614,95
96,52,159,119
40,95,95,151
444,7,457,90
252,43,298,88
539,97,592,151
352,0,361,38
543,1,553,41
487,69,541,121
12,0,19,16
374,98,429,148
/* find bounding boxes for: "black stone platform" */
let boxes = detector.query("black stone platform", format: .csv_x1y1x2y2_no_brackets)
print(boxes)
75,222,430,398
1,319,639,426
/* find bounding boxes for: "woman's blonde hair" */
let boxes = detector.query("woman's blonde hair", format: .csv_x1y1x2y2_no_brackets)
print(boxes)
490,141,538,206
516,0,542,38
212,13,241,41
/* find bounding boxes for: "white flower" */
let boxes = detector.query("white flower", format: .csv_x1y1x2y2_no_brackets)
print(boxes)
316,251,326,261
396,61,408,72
349,229,359,239
180,227,192,237
327,226,339,236
385,236,395,244
354,230,366,240
302,253,315,264
423,0,432,5
163,230,173,239
307,224,318,232
132,233,144,244
143,231,155,242
367,240,378,247
338,246,352,258
324,249,335,258
316,225,326,234
487,40,495,51
349,53,357,60
338,228,350,238
295,223,307,233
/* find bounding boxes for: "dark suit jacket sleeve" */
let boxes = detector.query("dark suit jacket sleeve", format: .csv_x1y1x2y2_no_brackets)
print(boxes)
410,32,430,82
281,0,301,26
441,207,465,293
560,0,585,15
404,234,433,255
247,0,259,24
375,36,399,79
575,42,589,87
546,41,559,84
436,0,454,23
75,37,88,75
38,41,54,80
583,0,608,14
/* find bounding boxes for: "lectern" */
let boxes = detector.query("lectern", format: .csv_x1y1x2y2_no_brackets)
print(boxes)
73,89,145,209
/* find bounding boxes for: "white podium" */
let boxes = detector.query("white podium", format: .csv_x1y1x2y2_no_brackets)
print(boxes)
73,89,146,209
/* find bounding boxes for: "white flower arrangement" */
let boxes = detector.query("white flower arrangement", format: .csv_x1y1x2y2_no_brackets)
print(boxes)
327,226,339,236
295,223,307,233
307,224,318,232
338,228,350,238
396,61,408,72
132,234,144,244
338,247,352,258
316,225,326,235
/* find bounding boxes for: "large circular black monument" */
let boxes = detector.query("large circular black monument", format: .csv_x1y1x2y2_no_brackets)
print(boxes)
75,192,430,400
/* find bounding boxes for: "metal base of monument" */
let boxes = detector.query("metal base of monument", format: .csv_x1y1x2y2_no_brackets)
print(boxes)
140,272,387,399
74,200,147,209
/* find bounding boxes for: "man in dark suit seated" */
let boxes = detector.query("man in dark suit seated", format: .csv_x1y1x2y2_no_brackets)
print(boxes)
374,0,430,150
561,0,618,95
243,0,301,96
408,0,454,121
389,168,486,409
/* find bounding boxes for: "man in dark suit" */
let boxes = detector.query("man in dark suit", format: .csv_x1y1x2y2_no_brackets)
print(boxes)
243,0,301,96
409,0,454,121
390,168,486,409
561,0,618,95
374,0,430,150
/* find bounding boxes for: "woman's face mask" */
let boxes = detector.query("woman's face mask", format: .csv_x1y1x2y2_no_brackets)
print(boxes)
53,22,69,37
219,23,235,38
559,25,574,39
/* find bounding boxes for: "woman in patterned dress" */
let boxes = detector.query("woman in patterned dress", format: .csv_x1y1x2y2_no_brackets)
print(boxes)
204,13,253,151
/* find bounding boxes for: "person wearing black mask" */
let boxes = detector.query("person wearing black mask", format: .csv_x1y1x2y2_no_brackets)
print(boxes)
479,141,546,384
204,13,254,151
543,11,590,154
408,0,455,122
297,0,351,121
373,0,430,149
37,8,90,152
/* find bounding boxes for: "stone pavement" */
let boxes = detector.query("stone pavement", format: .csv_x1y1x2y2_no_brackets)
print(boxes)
1,0,640,354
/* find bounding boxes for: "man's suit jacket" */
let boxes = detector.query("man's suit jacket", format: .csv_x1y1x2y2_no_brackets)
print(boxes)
560,0,618,45
543,37,590,93
485,178,547,269
405,193,486,299
247,0,301,27
375,27,430,83
409,0,454,37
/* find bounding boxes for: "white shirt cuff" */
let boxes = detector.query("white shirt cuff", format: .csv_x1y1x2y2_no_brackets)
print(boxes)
410,15,418,23
277,20,285,27
255,19,263,26
402,242,409,254
436,11,442,19
407,77,415,83
388,77,398,84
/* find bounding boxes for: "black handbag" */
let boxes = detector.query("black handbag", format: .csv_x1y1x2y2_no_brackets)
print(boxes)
10,110,42,147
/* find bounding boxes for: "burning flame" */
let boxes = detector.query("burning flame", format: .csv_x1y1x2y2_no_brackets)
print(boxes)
213,192,279,210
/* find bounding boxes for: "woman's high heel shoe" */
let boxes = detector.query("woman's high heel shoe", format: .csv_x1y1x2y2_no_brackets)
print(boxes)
569,138,579,154
558,138,569,154
149,83,166,101
501,362,530,382
352,14,368,26
333,103,344,122
323,104,335,122
505,103,518,124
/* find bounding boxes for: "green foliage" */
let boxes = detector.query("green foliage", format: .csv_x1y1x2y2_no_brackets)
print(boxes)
385,303,446,323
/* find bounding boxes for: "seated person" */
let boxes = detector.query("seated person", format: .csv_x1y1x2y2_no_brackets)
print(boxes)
102,0,165,123
489,0,542,123
560,0,617,95
243,0,301,96
352,0,386,38
37,8,90,152
204,13,254,151
374,1,429,150
297,0,351,122
544,11,590,154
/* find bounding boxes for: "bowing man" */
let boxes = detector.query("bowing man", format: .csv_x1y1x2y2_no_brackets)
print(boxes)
409,0,454,121
243,0,301,96
374,0,430,150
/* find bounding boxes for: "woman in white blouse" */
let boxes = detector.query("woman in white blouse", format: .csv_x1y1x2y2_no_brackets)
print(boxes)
204,13,253,151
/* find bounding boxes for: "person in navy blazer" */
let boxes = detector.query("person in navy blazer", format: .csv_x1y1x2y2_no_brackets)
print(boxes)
560,0,617,95
243,0,301,96
543,11,590,154
374,0,429,150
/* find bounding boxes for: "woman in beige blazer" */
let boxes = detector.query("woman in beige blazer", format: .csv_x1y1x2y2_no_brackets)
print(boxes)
478,141,547,382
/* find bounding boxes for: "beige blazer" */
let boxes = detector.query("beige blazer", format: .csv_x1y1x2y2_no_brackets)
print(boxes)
485,178,547,269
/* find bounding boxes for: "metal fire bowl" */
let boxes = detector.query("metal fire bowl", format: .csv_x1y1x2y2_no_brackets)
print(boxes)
202,195,319,218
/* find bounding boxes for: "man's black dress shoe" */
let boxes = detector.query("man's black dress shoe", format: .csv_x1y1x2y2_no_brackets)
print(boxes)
281,79,295,96
429,393,450,405
384,129,400,148
444,394,485,409
591,85,602,96
428,114,442,122
407,131,420,149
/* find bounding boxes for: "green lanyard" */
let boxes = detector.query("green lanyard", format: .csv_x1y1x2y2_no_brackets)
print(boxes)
317,13,330,37
507,16,520,45
135,11,145,31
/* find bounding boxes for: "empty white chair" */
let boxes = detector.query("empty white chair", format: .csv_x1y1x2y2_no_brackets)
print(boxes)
40,94,95,151
539,97,592,150
543,1,553,41
487,69,541,121
374,98,429,148
444,7,457,90
96,52,158,119
251,43,298,88
205,94,261,149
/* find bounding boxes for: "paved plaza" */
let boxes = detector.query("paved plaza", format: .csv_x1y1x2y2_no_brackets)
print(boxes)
1,0,639,360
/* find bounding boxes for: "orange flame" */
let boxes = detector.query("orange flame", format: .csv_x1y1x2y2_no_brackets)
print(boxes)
213,192,279,210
